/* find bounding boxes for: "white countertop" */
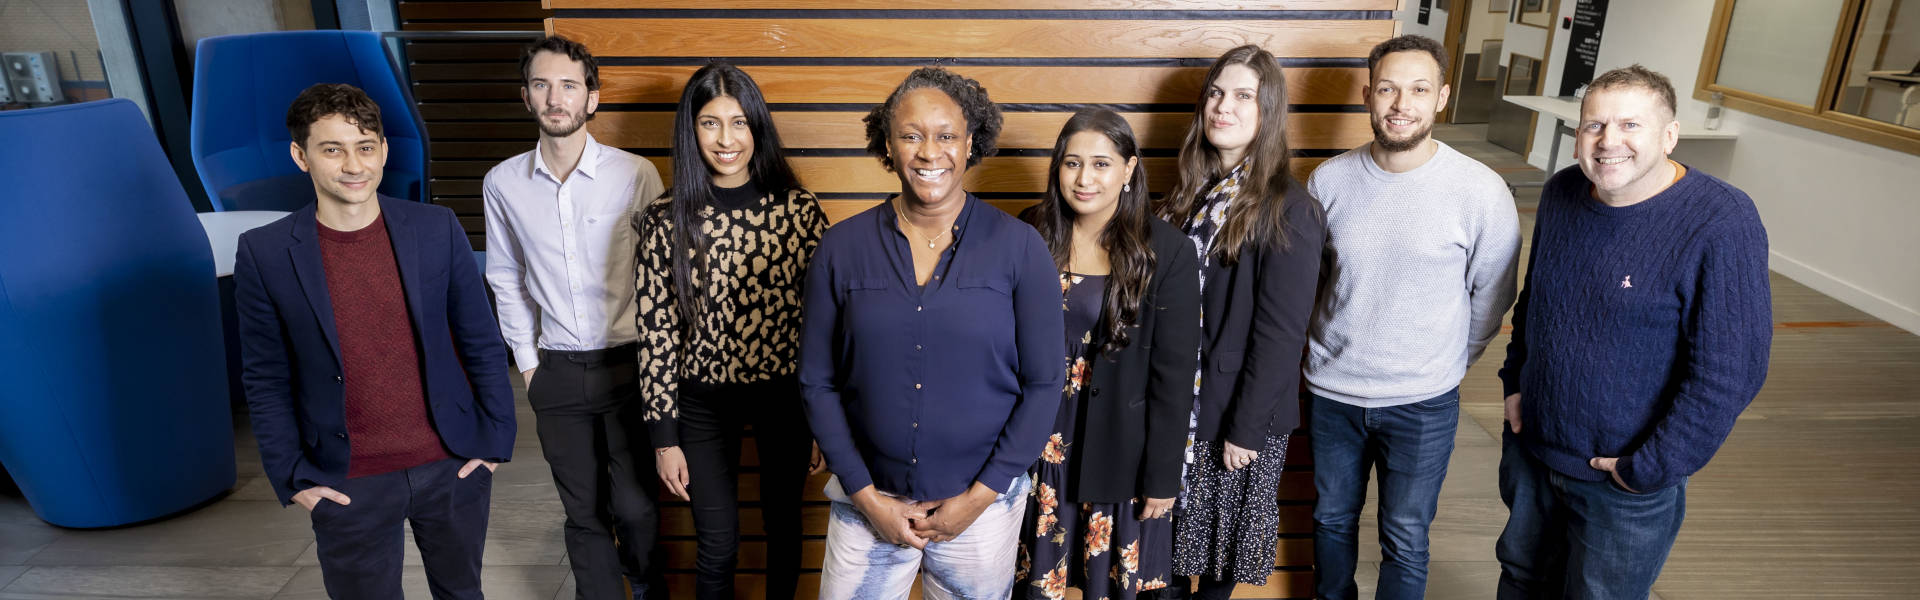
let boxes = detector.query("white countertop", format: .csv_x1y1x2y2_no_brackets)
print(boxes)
199,211,288,277
1503,95,1740,140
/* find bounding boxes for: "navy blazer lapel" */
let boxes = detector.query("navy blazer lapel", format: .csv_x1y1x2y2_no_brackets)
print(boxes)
381,198,428,338
286,205,344,368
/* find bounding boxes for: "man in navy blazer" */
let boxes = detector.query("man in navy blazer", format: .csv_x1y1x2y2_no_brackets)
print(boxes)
233,83,515,599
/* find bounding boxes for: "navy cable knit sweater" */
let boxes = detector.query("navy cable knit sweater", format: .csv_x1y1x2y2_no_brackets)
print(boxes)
1498,164,1771,492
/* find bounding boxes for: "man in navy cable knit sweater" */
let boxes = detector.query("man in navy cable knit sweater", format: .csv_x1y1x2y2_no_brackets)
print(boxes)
1494,66,1770,599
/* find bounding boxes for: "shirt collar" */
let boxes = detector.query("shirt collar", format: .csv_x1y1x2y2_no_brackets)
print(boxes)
529,132,603,183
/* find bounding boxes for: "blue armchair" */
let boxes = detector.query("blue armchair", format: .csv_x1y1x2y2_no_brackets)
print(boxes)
190,30,430,212
0,99,237,528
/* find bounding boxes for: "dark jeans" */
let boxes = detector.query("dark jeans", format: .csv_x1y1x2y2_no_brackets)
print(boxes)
1496,430,1686,600
1310,389,1459,600
529,346,662,600
677,377,810,600
310,458,490,600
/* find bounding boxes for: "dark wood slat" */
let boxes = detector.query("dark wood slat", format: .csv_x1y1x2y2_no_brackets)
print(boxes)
399,21,542,32
419,102,530,120
596,66,1367,106
405,41,527,61
400,1,549,20
409,62,523,82
553,0,1393,8
554,18,1394,59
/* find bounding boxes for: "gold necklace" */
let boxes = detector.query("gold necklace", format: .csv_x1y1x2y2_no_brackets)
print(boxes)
895,198,952,249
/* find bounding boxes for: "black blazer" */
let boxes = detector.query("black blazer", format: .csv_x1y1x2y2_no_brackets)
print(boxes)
1193,183,1326,451
233,197,517,506
1071,217,1202,503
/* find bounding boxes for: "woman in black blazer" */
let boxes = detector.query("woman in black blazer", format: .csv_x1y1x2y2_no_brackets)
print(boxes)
1155,45,1327,600
1015,108,1201,600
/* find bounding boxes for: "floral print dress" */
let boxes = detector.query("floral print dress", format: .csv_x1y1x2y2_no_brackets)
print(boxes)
1017,273,1173,600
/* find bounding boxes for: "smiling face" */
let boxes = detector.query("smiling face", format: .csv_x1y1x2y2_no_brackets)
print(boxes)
1577,85,1680,203
1057,131,1136,225
1203,63,1262,167
695,95,755,188
290,113,386,207
522,50,598,138
887,87,973,206
1367,50,1451,153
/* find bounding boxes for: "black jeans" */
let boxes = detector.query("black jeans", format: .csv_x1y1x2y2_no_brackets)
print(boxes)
311,458,489,600
529,346,662,599
677,377,811,600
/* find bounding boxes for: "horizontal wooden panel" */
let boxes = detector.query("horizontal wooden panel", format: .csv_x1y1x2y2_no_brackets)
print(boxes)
406,41,527,61
398,20,541,31
596,66,1366,106
554,0,1393,8
401,1,548,20
584,111,1369,151
433,155,1328,199
411,62,522,82
554,18,1394,59
419,102,529,120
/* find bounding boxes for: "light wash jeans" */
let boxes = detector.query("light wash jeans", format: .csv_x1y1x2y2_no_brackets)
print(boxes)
818,475,1032,600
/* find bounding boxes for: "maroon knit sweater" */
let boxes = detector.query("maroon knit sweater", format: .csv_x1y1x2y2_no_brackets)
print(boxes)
318,213,451,478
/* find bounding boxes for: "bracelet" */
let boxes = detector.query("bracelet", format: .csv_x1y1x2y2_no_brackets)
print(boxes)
656,447,671,456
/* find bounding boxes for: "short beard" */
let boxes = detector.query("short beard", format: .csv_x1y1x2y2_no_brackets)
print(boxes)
536,110,591,138
1371,119,1431,153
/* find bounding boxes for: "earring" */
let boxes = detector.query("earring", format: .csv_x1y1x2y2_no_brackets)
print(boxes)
1123,184,1131,192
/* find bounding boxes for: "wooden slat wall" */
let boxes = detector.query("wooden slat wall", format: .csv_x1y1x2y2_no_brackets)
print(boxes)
409,1,1392,598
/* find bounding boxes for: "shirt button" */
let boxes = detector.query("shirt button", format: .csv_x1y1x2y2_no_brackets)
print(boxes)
334,432,347,439
912,422,919,428
334,376,343,383
916,306,923,312
910,458,918,464
915,345,923,351
914,383,922,390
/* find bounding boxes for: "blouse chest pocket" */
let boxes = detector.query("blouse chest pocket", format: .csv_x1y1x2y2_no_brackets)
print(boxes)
954,277,1010,296
841,278,890,300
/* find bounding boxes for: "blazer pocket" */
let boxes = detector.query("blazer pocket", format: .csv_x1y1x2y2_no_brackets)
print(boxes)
1211,350,1244,374
301,427,321,449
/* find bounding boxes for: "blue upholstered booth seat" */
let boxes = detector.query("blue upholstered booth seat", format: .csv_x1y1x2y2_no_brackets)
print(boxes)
191,30,430,212
0,99,237,528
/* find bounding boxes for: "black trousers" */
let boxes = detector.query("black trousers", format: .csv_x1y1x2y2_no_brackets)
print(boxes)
529,346,662,599
677,377,811,600
311,458,489,600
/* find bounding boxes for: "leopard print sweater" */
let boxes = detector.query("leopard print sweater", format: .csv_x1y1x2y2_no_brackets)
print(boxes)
636,184,828,447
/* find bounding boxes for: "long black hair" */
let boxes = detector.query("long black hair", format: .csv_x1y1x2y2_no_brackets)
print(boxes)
657,62,801,332
1023,108,1157,356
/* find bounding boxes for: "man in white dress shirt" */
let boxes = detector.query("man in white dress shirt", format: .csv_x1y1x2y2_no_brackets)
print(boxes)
482,35,665,600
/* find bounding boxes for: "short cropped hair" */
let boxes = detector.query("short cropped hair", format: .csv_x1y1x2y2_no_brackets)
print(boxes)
863,67,1002,171
1367,34,1450,79
285,83,383,147
1585,64,1677,119
519,35,599,91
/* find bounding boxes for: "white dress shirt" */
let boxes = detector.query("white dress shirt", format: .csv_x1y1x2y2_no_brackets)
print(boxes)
482,134,664,371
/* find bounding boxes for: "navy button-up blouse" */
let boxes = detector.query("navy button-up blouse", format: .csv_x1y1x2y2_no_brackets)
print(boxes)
800,194,1065,502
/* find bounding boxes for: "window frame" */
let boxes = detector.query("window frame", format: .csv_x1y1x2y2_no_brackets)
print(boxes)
1696,0,1920,155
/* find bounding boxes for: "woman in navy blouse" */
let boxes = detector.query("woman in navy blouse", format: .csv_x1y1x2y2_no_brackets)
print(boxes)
799,67,1065,600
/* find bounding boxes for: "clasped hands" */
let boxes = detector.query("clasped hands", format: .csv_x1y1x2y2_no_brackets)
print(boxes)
850,481,997,549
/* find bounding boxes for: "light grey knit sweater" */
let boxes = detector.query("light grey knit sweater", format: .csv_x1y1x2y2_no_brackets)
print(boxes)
1304,141,1521,407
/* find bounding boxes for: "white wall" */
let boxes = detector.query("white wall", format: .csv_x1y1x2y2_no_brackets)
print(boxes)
1531,0,1920,333
1395,0,1449,41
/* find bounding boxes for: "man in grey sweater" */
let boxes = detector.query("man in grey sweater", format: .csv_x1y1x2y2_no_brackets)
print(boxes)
1304,35,1521,600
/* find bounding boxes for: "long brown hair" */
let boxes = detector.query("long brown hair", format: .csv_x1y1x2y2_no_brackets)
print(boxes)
1024,109,1156,356
1155,44,1295,265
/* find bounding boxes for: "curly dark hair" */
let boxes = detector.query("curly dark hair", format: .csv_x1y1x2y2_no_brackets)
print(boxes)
1367,34,1450,78
862,67,1001,171
285,83,383,147
519,35,599,92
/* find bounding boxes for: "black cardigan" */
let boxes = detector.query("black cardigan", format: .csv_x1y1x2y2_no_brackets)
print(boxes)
1068,216,1202,503
1193,183,1326,451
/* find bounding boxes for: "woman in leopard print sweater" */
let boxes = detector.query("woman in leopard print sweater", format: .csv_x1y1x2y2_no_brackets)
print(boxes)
634,63,828,600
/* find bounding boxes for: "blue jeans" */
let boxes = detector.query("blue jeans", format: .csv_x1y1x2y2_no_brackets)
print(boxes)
818,474,1031,600
1309,389,1459,600
1495,430,1686,600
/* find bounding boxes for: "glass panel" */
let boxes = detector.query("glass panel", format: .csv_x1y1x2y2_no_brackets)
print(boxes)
1834,0,1920,129
0,0,111,108
1715,0,1847,106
